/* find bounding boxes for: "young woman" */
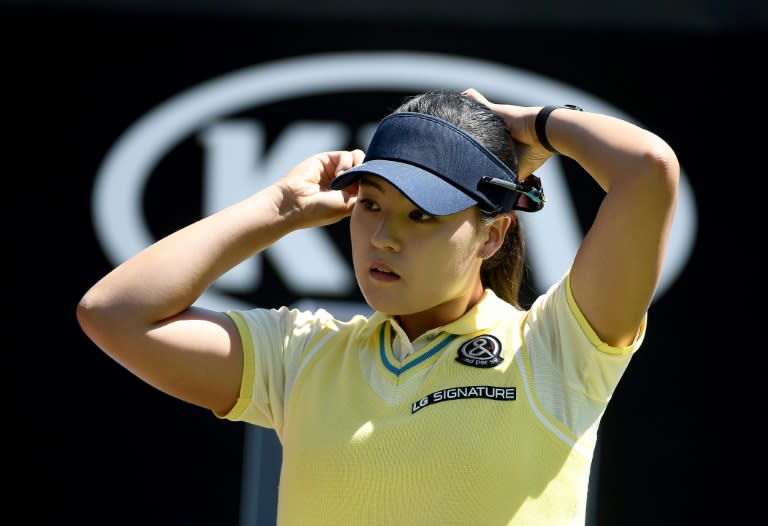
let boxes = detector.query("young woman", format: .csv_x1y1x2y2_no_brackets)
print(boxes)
77,88,679,524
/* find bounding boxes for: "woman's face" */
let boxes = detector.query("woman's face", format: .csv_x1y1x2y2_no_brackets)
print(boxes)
350,175,490,330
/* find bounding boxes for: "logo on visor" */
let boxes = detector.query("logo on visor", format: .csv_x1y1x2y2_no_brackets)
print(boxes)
456,334,503,368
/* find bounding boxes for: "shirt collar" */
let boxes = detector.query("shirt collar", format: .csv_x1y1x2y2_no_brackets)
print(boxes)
362,289,518,338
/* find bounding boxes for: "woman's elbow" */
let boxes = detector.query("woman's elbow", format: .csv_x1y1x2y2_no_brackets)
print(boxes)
647,137,680,195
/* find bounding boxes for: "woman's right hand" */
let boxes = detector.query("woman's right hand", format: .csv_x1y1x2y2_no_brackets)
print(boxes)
274,149,366,229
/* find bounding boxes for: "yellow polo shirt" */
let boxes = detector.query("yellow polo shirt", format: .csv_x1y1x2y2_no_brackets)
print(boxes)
222,273,643,525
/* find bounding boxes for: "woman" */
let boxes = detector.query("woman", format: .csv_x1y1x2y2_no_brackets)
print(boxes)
77,88,679,524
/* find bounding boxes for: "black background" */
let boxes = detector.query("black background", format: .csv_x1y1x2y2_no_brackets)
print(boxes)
8,2,765,524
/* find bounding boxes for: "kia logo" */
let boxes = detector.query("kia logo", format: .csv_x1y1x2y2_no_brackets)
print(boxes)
92,51,696,313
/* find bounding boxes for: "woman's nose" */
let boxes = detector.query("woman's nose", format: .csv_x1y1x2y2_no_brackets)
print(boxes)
370,217,401,252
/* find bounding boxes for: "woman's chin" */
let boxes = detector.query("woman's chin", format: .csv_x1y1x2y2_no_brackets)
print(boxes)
360,290,411,316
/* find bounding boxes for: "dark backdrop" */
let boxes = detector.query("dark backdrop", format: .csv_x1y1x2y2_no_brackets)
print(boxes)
8,2,764,524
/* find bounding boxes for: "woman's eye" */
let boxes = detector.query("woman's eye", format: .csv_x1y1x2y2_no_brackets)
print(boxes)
358,198,379,211
409,209,434,221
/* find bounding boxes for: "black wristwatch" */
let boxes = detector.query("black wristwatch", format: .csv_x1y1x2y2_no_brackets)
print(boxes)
535,104,583,153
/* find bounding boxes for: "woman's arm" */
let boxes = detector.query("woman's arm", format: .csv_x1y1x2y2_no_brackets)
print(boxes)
464,89,679,347
76,150,364,414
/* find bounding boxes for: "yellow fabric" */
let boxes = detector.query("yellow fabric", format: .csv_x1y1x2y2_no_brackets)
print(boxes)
222,274,643,525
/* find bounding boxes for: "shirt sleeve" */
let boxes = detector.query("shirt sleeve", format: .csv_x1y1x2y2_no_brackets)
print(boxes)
524,272,646,438
215,306,332,432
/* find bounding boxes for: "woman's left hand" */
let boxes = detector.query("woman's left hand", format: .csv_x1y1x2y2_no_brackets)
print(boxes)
462,88,552,179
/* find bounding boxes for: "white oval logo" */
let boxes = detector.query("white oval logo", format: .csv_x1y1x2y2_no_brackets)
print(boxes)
92,51,696,311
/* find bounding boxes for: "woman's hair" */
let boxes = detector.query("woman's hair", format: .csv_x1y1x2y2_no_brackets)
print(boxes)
393,90,527,308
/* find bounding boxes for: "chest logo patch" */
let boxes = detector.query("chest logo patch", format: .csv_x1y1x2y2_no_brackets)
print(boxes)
411,385,516,413
456,334,503,368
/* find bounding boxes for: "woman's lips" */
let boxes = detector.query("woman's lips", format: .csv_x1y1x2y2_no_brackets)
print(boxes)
369,263,400,282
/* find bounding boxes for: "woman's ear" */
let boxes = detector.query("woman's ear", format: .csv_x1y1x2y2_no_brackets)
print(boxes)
481,213,513,259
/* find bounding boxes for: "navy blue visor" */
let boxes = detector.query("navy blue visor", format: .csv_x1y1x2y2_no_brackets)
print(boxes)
330,112,544,215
